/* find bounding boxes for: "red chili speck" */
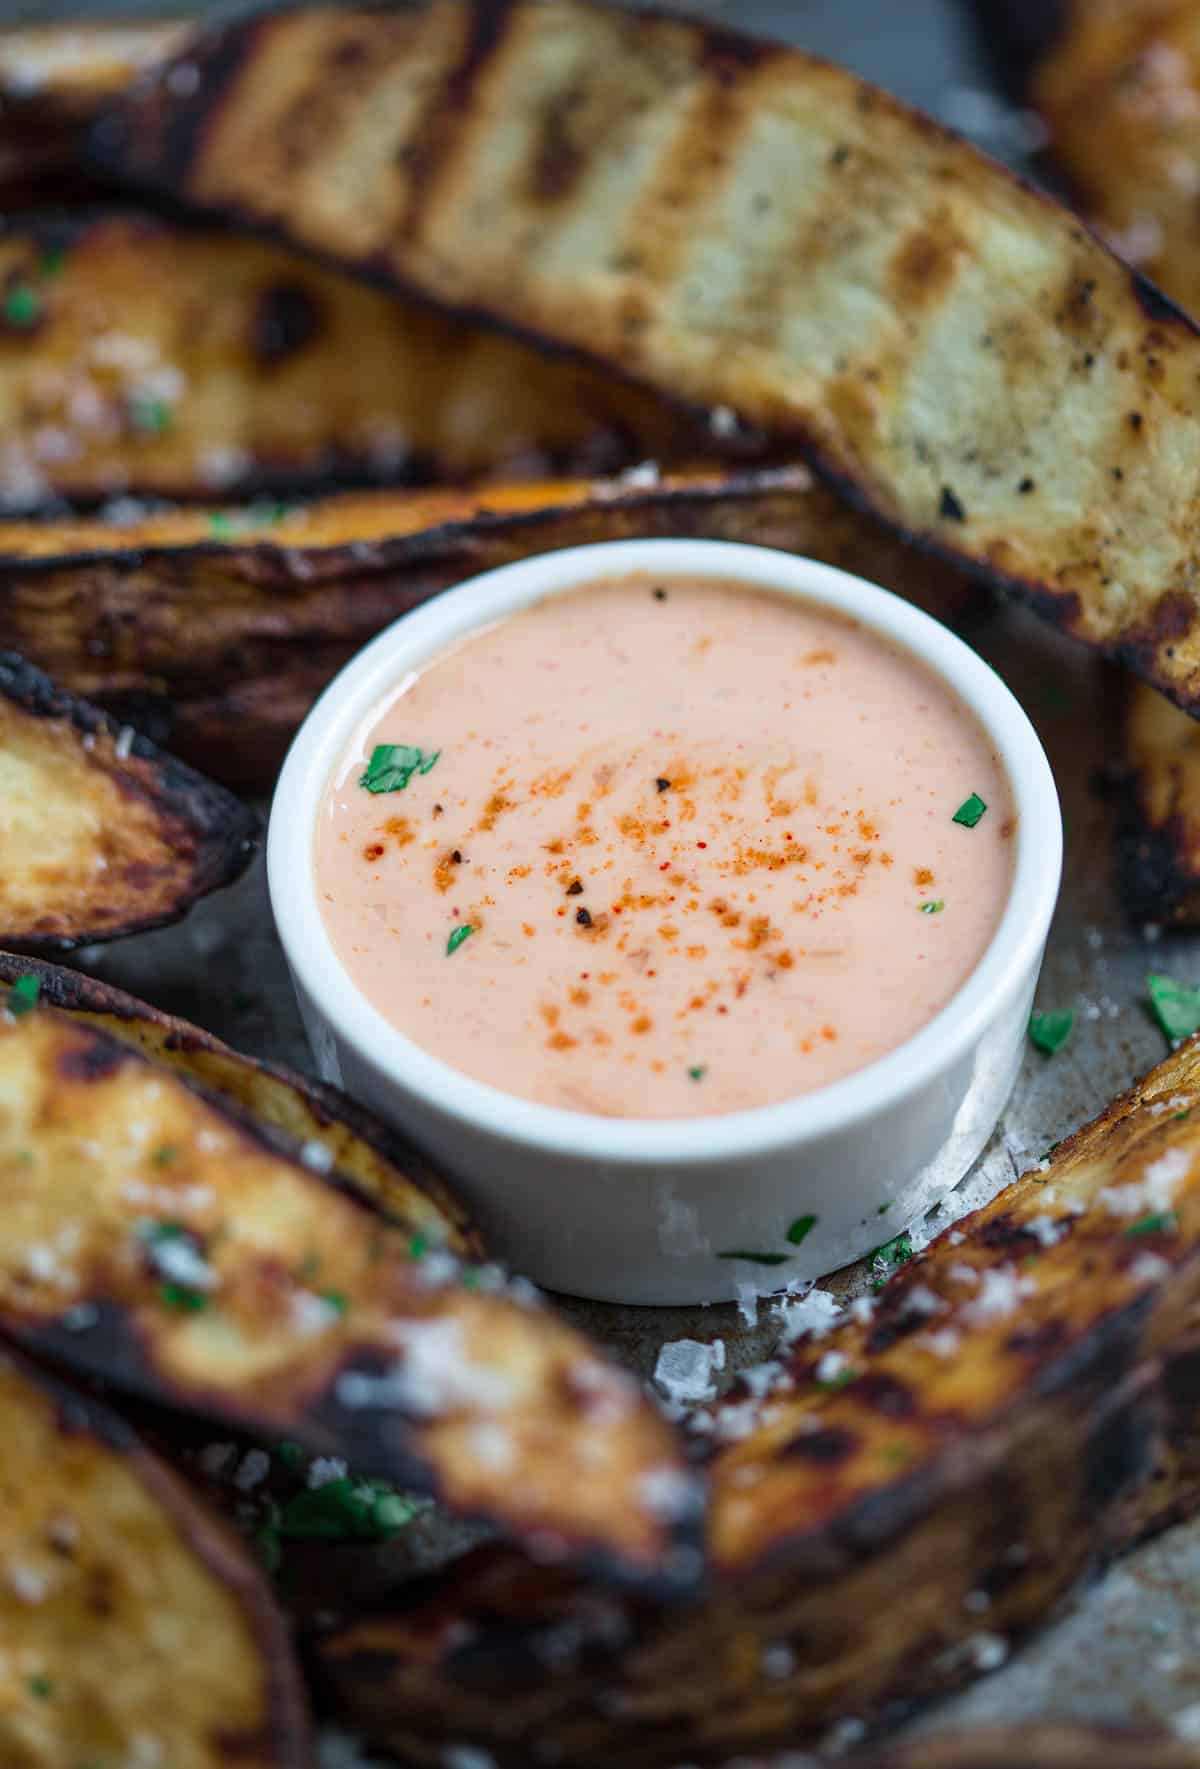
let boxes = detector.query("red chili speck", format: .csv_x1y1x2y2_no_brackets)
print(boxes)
659,862,670,872
697,841,708,849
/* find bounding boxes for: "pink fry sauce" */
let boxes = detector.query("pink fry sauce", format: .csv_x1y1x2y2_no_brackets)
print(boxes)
314,574,1015,1119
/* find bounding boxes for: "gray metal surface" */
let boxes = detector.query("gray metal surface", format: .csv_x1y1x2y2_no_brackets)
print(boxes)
18,0,1200,1756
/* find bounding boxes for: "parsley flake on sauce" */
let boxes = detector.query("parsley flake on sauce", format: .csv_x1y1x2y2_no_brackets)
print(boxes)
687,1064,707,1082
446,924,474,956
952,792,987,828
320,1290,348,1315
919,900,945,915
1029,1009,1074,1055
359,744,440,794
7,975,39,1017
786,1213,818,1246
27,1674,53,1701
1147,973,1200,1047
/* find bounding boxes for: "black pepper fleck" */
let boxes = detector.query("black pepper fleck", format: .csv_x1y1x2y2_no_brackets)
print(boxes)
655,777,671,793
576,907,593,928
451,850,462,864
652,586,668,601
1017,477,1035,494
939,486,967,522
566,879,584,896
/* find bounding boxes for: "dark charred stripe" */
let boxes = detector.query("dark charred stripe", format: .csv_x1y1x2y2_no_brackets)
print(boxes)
853,1370,916,1419
781,1426,857,1464
1006,1317,1069,1359
528,85,587,204
398,0,518,244
250,280,325,366
1083,1371,1160,1511
87,15,257,188
57,1038,128,1081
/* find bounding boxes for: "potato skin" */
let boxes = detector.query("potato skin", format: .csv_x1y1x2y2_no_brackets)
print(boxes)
0,466,971,789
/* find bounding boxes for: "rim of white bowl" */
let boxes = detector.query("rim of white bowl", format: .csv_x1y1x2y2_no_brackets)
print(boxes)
268,538,1062,1167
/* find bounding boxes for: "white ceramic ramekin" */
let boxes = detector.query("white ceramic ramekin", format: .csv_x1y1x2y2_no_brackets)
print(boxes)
268,539,1062,1305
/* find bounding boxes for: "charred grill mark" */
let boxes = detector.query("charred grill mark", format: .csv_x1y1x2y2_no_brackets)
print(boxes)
1006,1317,1069,1359
781,1426,857,1463
249,280,324,366
1083,1373,1159,1510
693,17,777,79
528,86,587,203
398,0,517,243
57,1039,127,1081
853,1370,916,1419
148,20,262,189
889,220,961,309
978,1212,1031,1252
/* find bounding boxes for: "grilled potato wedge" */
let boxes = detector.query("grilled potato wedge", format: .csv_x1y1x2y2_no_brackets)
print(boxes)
0,952,478,1259
0,651,257,952
0,1343,311,1768
0,21,185,204
315,1029,1200,1766
93,0,1200,713
1027,2,1200,316
0,992,698,1596
0,210,701,509
1117,680,1200,926
0,464,970,789
815,1730,1200,1769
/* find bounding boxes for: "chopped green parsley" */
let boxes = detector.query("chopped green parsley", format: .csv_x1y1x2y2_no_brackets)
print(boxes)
359,744,440,795
919,900,945,915
687,1064,707,1082
3,285,39,329
151,1144,177,1167
408,1232,429,1260
27,1673,53,1701
446,924,474,956
128,394,171,435
952,792,987,828
871,1231,914,1290
1029,1009,1074,1056
320,1289,348,1315
1125,1211,1179,1237
1147,972,1200,1047
786,1213,818,1246
7,974,39,1017
159,1282,208,1312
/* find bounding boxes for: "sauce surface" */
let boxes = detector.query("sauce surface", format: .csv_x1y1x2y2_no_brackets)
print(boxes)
315,575,1015,1118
